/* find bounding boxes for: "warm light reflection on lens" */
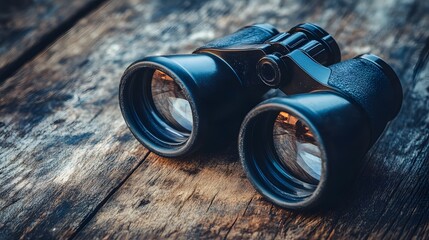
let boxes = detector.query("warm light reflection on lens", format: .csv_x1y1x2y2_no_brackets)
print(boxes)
150,70,193,133
273,112,322,184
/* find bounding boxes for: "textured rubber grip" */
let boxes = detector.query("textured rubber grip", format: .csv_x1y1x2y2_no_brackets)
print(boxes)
197,24,279,50
327,57,401,139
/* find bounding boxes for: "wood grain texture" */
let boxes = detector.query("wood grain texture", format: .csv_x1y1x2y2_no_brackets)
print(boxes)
0,1,153,238
1,0,428,239
0,0,106,80
73,0,428,239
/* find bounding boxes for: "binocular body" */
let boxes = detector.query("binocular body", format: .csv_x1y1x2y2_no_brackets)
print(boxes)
119,23,340,156
119,23,402,209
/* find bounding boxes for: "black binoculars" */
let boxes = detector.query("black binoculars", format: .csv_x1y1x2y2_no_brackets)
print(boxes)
119,23,402,209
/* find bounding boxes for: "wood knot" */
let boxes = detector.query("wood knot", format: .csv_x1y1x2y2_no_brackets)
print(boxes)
138,199,151,208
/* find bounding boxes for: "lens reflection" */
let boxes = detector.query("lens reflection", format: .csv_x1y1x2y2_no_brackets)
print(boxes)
272,112,322,185
150,70,193,133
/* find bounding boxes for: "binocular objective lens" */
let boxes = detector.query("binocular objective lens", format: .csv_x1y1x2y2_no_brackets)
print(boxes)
272,112,322,185
150,70,193,133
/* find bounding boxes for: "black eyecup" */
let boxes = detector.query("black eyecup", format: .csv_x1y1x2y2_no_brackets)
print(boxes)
120,53,244,157
239,97,329,210
119,58,201,157
357,54,403,117
239,92,372,210
290,23,341,65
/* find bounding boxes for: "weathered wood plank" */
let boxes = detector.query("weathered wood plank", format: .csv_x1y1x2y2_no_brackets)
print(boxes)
0,0,106,81
0,0,156,238
68,0,429,239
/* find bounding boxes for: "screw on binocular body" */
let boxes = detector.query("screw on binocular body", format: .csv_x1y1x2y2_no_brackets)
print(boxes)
257,54,284,87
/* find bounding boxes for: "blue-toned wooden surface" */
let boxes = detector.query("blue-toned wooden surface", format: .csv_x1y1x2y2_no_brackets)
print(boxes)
0,0,428,239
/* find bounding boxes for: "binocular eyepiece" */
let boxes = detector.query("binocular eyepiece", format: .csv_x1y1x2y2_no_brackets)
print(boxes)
119,23,402,209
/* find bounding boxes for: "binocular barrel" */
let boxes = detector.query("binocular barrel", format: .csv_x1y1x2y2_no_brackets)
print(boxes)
119,23,340,157
239,53,402,209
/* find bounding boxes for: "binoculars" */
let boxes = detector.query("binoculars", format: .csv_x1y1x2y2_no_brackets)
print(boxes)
119,23,402,209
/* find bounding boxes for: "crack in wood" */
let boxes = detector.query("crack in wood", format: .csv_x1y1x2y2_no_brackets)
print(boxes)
206,191,219,213
0,0,110,83
242,195,254,217
223,214,239,240
68,151,151,239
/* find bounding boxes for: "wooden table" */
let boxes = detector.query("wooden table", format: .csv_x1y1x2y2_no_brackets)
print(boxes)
1,0,428,239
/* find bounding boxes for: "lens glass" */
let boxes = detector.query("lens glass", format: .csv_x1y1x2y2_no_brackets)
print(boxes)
272,112,322,185
150,70,193,133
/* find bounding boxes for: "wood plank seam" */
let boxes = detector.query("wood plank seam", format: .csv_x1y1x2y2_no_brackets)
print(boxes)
68,150,151,239
0,0,109,83
411,37,429,89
